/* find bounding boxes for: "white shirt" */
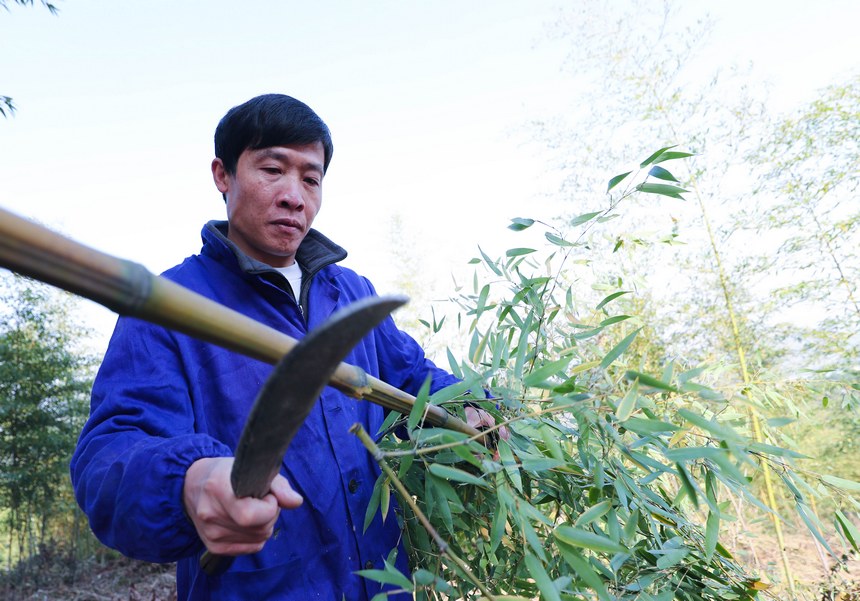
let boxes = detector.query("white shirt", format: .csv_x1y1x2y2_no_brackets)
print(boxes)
275,262,303,300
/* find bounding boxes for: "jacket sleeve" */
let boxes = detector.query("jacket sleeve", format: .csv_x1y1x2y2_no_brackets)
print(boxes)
69,317,232,563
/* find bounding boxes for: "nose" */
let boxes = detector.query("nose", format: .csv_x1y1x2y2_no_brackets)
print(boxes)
276,177,305,211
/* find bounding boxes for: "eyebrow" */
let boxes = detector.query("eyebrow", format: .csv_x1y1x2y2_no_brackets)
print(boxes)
256,148,324,174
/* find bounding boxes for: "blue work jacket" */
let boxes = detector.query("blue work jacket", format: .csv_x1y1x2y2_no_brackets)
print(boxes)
70,222,459,600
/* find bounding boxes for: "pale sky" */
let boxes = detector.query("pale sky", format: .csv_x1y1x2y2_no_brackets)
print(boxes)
1,0,858,349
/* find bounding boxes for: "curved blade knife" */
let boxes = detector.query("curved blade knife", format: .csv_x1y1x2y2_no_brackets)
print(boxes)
200,294,407,575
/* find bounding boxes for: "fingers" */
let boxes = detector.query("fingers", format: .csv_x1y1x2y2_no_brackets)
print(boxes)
183,457,301,556
465,407,511,460
465,406,493,429
465,407,510,439
269,474,304,509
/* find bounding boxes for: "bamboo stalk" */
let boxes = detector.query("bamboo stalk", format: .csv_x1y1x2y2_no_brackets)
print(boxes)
0,206,479,439
642,82,799,596
688,176,796,598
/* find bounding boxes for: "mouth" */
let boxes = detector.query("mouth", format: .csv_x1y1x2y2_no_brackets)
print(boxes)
271,218,303,233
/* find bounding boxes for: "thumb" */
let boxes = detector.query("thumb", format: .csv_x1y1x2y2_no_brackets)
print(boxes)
269,474,303,509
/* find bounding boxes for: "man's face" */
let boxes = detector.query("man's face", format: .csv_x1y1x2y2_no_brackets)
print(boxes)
212,142,325,268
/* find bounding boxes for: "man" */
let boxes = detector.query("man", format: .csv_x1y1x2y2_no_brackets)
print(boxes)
70,94,497,600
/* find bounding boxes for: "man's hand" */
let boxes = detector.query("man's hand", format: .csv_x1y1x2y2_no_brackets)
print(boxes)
465,406,510,455
183,457,303,556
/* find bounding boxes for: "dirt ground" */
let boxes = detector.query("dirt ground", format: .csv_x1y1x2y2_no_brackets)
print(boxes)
2,555,176,601
729,527,860,601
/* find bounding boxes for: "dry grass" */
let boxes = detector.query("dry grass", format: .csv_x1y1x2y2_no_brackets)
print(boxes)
1,553,175,601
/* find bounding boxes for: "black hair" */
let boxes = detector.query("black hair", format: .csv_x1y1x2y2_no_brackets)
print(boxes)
214,94,333,175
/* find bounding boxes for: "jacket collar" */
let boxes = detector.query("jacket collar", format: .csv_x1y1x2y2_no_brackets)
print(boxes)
201,220,348,280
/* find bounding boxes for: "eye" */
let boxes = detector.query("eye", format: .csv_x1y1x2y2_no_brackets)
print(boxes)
261,166,281,175
304,177,321,187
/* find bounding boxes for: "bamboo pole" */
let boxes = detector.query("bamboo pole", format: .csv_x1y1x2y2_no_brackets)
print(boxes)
0,206,480,439
641,81,799,596
687,174,796,598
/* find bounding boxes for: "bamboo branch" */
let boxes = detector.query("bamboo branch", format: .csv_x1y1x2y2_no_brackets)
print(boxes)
0,206,481,439
350,423,498,601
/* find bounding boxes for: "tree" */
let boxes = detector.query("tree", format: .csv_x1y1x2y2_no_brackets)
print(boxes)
523,4,860,595
0,273,94,570
352,157,782,600
350,147,860,598
0,0,59,117
746,75,860,374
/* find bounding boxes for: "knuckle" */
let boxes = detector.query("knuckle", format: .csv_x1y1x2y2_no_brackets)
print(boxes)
232,505,257,528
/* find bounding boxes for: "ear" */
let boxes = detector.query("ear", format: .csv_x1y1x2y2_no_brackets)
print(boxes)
211,158,230,195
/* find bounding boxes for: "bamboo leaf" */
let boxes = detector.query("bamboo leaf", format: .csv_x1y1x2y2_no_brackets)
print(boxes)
675,463,699,509
520,518,547,560
364,475,385,533
524,553,561,601
397,450,413,479
508,217,535,231
523,356,573,388
640,145,677,167
648,165,679,182
677,408,742,442
607,171,633,192
355,568,413,591
506,247,537,257
559,547,612,601
822,474,860,493
478,245,502,276
635,182,689,199
407,376,432,433
652,150,694,164
571,360,601,374
600,327,642,369
656,548,689,569
428,464,490,489
429,379,473,404
490,500,507,554
595,290,630,311
571,211,602,226
623,370,679,392
797,501,834,555
624,416,680,434
616,380,638,422
599,315,632,327
748,442,808,459
836,510,860,552
380,477,390,521
575,500,613,527
446,347,463,379
705,509,719,560
554,525,626,554
663,446,727,462
545,232,575,247
476,284,490,316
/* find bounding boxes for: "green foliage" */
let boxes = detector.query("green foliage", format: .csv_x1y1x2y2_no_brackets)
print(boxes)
0,0,59,118
0,0,58,14
0,274,94,568
0,96,14,118
746,74,860,373
354,140,860,599
355,152,785,600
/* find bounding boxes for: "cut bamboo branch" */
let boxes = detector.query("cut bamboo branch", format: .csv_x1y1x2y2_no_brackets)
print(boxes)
350,423,498,601
0,206,481,440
